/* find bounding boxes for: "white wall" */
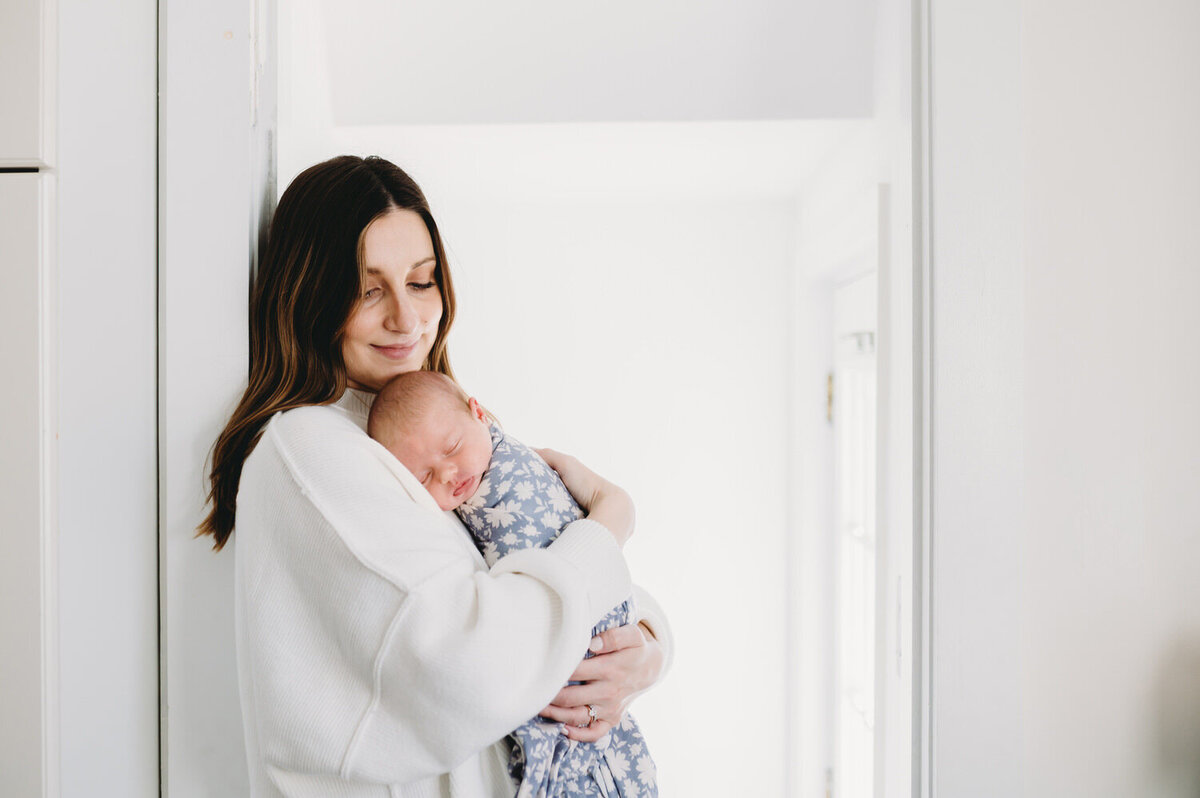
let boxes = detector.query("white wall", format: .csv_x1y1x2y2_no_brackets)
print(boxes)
56,0,160,794
1020,2,1200,795
928,2,1025,792
159,1,267,795
930,1,1200,796
870,1,917,796
440,196,796,796
790,123,880,798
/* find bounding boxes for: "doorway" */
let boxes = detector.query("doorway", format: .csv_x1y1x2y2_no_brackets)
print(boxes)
157,1,922,795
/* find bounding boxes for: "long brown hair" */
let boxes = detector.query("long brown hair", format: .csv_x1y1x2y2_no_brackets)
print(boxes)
198,155,457,550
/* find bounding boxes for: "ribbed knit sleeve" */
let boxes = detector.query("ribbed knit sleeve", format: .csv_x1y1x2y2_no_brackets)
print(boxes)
632,584,676,677
234,404,633,791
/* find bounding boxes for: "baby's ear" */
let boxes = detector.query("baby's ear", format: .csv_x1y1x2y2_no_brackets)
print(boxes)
468,397,487,422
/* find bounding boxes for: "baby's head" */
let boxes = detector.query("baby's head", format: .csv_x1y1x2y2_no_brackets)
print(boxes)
367,371,493,511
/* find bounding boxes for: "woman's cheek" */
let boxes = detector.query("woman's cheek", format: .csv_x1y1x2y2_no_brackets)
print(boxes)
424,295,443,327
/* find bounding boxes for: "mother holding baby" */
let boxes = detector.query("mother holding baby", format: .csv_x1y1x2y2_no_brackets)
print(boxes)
198,155,672,797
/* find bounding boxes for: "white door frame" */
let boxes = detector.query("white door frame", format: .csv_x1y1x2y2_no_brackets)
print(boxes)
156,3,935,797
158,0,276,794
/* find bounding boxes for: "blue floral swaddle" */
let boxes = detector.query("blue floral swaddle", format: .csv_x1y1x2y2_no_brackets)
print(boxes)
455,424,658,798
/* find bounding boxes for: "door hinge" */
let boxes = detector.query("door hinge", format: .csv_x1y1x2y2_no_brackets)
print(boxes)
827,372,834,424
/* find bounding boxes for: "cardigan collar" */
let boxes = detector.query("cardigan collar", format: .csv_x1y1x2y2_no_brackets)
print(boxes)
333,387,375,432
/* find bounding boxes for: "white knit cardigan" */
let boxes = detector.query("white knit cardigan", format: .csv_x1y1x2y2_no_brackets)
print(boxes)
233,389,673,797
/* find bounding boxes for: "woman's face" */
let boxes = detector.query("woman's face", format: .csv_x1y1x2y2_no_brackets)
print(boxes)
342,209,444,392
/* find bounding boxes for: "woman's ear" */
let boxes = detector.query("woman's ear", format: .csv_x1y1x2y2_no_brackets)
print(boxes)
468,397,487,422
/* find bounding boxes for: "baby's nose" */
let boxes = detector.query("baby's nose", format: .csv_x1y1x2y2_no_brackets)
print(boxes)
438,463,458,483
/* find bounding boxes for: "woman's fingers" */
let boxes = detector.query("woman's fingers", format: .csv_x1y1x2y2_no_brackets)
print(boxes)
537,702,593,728
561,624,647,682
532,447,568,472
549,682,616,709
562,718,614,744
564,657,606,683
541,623,660,745
533,448,596,507
532,448,586,489
588,623,646,654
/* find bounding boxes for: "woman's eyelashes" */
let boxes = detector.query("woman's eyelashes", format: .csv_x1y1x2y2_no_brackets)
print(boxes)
362,278,434,300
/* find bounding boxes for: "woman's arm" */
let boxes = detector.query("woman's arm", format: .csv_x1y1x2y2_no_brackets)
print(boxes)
534,447,634,546
237,406,634,786
529,449,675,739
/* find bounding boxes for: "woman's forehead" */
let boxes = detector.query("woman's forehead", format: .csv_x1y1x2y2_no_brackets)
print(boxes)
362,209,435,273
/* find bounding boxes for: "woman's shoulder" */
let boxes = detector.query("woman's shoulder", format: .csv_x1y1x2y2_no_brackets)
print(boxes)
239,401,467,589
272,400,364,436
252,403,371,474
246,401,442,516
241,404,364,493
263,389,373,448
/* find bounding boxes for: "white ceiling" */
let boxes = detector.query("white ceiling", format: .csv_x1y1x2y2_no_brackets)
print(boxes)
279,1,881,203
309,0,878,125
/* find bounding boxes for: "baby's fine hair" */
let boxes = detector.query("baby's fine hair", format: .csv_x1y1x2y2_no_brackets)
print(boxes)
367,371,471,449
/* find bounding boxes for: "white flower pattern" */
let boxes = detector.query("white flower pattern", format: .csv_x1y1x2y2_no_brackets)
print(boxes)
455,424,657,798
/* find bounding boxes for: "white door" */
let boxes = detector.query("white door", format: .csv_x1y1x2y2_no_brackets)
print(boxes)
0,0,52,164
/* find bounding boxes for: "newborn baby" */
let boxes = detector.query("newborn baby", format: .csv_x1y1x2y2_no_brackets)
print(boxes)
367,371,657,798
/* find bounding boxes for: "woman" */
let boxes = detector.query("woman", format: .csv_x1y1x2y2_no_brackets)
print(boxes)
199,155,672,797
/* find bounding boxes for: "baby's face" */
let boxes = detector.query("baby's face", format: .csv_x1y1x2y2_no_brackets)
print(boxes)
390,397,493,511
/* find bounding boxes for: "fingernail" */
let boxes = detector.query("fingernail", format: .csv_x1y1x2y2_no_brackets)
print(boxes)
589,636,604,652
559,725,570,736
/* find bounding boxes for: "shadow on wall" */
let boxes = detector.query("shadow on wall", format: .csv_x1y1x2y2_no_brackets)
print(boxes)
1157,636,1200,797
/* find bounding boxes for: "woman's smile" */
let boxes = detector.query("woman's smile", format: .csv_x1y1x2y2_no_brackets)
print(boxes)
342,209,444,391
372,341,421,360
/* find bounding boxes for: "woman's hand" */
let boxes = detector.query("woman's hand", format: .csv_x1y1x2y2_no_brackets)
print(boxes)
537,622,665,742
535,448,635,546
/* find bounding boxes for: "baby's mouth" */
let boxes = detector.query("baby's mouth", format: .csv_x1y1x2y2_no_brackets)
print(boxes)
453,475,475,498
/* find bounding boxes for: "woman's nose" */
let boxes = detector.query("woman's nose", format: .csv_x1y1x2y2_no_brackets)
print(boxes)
384,292,420,336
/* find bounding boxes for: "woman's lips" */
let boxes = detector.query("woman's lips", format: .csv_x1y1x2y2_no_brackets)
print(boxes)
372,341,419,360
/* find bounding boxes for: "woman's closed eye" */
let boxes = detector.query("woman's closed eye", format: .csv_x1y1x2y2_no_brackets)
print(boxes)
408,280,436,292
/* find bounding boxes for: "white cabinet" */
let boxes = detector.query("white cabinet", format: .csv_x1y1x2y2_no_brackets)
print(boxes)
0,0,54,164
0,172,51,798
1,6,56,798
